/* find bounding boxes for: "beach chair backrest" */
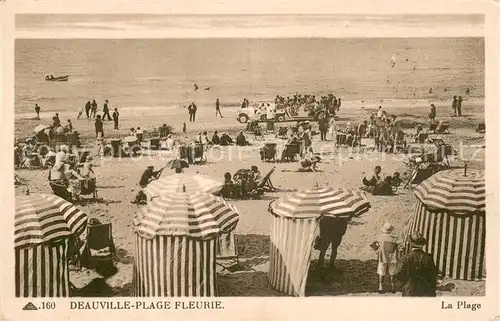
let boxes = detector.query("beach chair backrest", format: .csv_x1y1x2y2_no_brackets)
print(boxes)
87,223,112,251
257,167,276,187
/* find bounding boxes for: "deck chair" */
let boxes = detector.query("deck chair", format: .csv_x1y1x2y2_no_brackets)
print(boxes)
84,223,116,269
254,126,264,141
80,178,98,200
216,232,240,272
432,138,453,166
49,180,72,201
429,122,438,133
476,123,485,133
260,143,277,162
281,143,301,162
256,167,277,192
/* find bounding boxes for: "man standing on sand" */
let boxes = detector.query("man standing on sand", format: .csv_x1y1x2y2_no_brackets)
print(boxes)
318,115,328,141
102,100,112,121
377,106,383,118
35,104,41,119
112,108,120,130
215,98,223,118
316,216,351,275
457,96,463,116
429,104,436,122
396,231,438,297
85,101,91,118
188,104,194,122
452,96,458,116
94,115,104,139
191,102,198,122
90,99,98,119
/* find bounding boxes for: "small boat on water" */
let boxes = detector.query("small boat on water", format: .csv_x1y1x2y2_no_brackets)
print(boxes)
45,75,69,82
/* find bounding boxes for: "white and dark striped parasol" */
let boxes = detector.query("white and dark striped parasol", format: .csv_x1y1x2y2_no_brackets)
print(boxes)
269,187,371,219
15,194,88,249
143,173,223,198
413,168,485,213
133,191,239,239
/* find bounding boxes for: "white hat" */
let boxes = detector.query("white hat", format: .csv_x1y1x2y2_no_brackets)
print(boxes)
380,222,395,234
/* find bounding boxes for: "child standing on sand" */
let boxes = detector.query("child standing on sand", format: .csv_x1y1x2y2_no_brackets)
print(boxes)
182,122,187,134
369,222,401,294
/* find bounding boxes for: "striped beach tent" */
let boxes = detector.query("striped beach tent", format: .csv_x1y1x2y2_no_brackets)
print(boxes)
268,187,370,296
133,191,239,297
402,169,486,280
15,193,88,297
143,173,223,199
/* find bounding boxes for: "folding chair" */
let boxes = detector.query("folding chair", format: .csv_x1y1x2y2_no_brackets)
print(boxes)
256,167,277,192
84,223,116,269
260,143,277,162
435,123,450,134
281,143,301,162
216,232,240,272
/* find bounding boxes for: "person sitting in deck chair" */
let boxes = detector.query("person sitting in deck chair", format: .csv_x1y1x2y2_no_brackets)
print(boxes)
221,172,236,199
250,165,262,182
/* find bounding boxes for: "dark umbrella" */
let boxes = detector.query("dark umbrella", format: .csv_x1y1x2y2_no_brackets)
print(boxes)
166,159,189,170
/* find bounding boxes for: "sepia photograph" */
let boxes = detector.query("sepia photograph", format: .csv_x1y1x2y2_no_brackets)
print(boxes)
10,13,488,302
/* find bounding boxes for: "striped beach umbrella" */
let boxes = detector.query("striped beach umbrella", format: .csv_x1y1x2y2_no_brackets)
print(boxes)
132,192,239,297
413,168,485,213
15,193,88,249
143,173,223,198
270,187,371,219
267,187,370,296
402,169,486,280
15,194,88,297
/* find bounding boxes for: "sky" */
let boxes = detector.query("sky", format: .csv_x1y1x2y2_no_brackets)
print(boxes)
15,14,484,38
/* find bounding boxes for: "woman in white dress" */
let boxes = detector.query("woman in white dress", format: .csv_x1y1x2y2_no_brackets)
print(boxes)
328,116,337,143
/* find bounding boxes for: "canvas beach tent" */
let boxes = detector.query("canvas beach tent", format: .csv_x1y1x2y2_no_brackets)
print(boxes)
15,193,88,297
132,190,239,297
402,168,486,280
267,187,370,296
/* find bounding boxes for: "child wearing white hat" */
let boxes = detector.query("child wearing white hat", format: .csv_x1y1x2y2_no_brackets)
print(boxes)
369,222,401,294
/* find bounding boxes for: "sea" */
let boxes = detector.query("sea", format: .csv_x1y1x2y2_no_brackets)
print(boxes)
15,38,484,114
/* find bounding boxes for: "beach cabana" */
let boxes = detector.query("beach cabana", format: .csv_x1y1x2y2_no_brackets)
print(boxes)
132,190,239,297
268,187,370,296
15,193,88,297
143,173,223,199
402,168,485,280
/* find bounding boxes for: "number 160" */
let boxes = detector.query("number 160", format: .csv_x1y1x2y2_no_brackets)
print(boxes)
41,302,56,309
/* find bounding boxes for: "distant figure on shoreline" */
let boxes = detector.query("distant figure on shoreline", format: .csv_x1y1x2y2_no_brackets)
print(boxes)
183,122,187,134
215,98,223,118
452,96,458,116
34,104,41,120
428,88,433,94
457,96,463,116
188,102,197,122
193,84,199,91
391,55,396,68
429,104,436,122
95,114,104,139
90,99,98,119
466,87,471,95
85,101,91,118
102,100,112,121
112,108,120,130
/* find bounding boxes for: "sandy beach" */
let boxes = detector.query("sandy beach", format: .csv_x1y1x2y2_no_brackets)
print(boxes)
14,97,486,297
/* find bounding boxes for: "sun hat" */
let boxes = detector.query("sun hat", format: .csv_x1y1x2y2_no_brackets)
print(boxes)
380,222,395,234
409,231,427,248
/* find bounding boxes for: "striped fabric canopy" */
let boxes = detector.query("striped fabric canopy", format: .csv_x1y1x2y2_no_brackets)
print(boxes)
133,192,239,239
143,173,223,198
413,169,485,213
15,194,88,249
270,187,370,219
